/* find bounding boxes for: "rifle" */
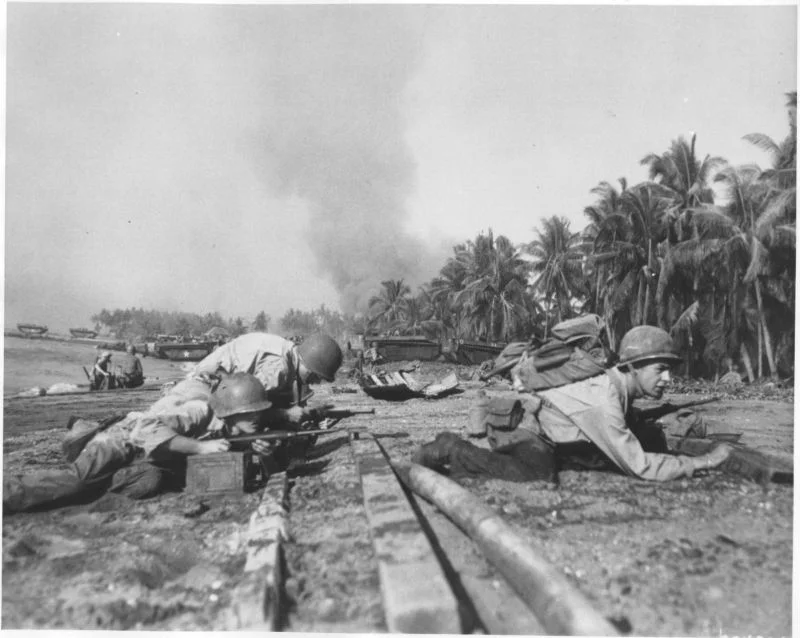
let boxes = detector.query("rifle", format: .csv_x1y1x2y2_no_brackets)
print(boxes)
667,435,793,485
635,396,721,422
226,428,342,450
309,406,375,426
225,423,404,451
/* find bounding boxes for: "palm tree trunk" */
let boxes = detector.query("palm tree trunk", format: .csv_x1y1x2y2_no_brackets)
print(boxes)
635,272,645,326
753,279,777,378
739,342,755,384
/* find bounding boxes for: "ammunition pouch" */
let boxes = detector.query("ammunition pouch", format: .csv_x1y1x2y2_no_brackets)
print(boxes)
467,394,544,443
485,397,526,431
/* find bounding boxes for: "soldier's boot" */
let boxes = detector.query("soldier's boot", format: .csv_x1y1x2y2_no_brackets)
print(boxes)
411,432,465,471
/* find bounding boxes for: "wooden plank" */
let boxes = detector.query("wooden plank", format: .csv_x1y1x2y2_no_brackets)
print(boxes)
351,436,461,634
227,472,290,630
396,462,618,636
413,496,547,635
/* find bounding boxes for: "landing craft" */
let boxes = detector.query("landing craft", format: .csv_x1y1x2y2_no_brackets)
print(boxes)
16,323,48,337
69,327,98,339
153,335,217,361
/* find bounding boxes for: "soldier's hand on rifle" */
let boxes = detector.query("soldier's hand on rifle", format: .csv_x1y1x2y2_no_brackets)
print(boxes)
280,406,306,424
251,439,278,455
199,439,230,454
305,404,336,425
694,442,733,472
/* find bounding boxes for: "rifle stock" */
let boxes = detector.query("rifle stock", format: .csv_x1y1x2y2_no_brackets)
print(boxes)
667,435,793,485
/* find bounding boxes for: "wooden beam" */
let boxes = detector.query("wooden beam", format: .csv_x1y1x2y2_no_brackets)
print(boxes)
228,472,290,630
351,436,461,634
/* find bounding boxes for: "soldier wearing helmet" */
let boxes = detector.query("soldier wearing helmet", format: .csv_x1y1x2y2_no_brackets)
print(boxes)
171,331,343,426
413,324,732,483
3,373,276,514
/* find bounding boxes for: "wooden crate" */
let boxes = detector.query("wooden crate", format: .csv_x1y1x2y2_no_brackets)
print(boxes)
186,451,251,494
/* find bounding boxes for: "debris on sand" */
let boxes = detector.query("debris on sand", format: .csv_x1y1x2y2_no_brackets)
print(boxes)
360,370,460,401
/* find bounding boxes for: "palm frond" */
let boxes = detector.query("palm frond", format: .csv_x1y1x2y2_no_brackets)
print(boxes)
755,189,796,238
669,301,700,338
743,236,770,283
743,133,781,160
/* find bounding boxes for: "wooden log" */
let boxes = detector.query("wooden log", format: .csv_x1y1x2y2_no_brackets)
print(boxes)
351,436,461,634
228,472,290,630
395,461,618,637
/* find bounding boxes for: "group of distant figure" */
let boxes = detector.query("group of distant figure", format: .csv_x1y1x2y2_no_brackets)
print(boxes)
89,345,144,391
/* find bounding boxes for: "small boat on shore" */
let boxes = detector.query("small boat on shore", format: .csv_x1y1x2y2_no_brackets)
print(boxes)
16,323,49,337
70,328,98,339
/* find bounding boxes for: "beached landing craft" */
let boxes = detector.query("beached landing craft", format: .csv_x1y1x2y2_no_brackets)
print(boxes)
153,339,217,362
69,327,98,339
449,339,505,365
368,335,442,362
16,323,49,337
364,335,507,365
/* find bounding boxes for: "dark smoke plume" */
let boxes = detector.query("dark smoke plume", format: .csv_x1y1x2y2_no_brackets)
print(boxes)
253,7,443,313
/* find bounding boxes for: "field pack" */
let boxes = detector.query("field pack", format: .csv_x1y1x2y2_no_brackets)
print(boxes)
469,315,610,437
482,314,610,392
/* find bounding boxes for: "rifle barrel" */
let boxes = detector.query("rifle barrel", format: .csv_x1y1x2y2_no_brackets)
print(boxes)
326,407,375,417
640,396,722,419
226,428,339,444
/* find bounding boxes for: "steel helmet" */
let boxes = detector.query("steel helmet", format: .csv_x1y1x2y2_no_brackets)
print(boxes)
209,372,272,418
297,333,343,381
617,326,681,366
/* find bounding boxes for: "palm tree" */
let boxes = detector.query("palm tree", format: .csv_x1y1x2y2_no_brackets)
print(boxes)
527,216,586,339
448,230,534,342
743,91,797,190
397,288,444,339
641,133,727,242
367,279,412,334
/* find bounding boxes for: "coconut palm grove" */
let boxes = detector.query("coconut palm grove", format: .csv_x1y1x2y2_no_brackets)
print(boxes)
92,93,795,383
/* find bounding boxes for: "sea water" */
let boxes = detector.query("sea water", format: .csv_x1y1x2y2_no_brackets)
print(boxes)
2,336,186,395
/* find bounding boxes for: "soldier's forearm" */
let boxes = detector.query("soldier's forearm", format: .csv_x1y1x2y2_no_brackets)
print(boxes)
165,435,205,455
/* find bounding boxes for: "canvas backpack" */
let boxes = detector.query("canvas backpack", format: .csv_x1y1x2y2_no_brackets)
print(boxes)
468,315,611,438
482,314,610,391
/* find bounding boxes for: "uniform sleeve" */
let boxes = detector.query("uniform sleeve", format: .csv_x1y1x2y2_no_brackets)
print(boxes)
129,400,217,459
568,383,696,481
254,354,290,394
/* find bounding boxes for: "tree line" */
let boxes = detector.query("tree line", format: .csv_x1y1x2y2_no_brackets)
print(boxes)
90,308,272,341
93,93,794,381
366,93,796,381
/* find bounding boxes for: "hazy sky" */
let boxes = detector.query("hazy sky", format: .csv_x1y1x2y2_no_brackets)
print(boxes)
3,3,796,333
